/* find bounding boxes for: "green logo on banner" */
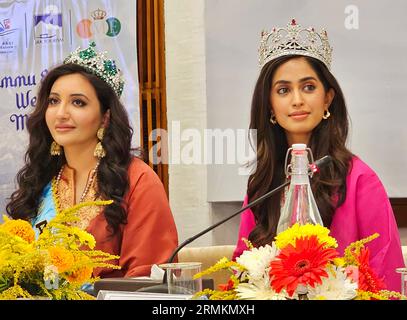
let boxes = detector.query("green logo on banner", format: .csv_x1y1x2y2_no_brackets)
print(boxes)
106,17,121,37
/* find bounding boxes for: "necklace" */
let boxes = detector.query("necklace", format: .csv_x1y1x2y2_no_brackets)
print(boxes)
55,161,100,204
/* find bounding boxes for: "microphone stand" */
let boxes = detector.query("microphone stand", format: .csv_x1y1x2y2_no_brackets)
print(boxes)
167,181,290,263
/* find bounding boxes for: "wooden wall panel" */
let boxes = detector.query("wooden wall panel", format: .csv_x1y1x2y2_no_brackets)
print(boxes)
137,0,168,195
391,198,407,228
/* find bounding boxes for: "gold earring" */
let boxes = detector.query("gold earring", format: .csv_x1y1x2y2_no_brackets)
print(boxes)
50,141,62,156
97,127,105,140
322,110,331,120
94,128,106,159
270,114,277,125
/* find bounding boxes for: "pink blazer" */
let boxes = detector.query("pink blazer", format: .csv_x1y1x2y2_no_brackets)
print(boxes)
233,157,405,292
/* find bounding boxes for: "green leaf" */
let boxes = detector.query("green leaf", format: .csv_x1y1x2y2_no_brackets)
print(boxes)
0,275,11,292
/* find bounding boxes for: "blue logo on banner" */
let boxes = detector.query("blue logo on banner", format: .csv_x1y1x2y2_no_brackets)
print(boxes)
34,14,62,39
33,5,63,43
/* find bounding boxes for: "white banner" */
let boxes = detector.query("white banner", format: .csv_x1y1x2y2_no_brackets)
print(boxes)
0,0,139,212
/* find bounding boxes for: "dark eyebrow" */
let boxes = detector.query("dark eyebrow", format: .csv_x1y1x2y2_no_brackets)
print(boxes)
273,76,317,87
49,92,89,100
69,93,89,100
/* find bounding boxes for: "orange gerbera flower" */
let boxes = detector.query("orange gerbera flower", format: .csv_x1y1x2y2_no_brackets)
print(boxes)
270,235,338,297
354,247,386,293
0,218,35,243
48,246,75,273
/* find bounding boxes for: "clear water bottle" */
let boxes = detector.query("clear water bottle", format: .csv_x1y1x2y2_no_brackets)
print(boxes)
276,143,323,234
396,268,407,297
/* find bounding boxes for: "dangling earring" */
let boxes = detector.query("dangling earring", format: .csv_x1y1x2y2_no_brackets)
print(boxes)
50,141,62,156
322,110,331,120
270,114,277,125
94,128,106,159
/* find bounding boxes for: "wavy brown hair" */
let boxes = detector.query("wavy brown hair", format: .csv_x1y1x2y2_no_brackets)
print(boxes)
248,55,353,247
6,64,135,235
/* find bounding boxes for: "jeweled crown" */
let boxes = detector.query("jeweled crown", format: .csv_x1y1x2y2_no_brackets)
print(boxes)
64,41,124,97
259,19,333,70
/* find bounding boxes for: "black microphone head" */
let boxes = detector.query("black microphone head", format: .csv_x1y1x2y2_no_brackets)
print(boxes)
314,155,332,170
309,155,332,175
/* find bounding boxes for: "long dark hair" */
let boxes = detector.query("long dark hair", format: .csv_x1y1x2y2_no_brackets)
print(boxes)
6,63,134,235
248,55,353,247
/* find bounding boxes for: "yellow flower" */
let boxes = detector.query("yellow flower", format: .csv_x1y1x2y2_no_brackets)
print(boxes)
343,233,379,266
194,257,244,279
73,228,96,249
333,258,345,267
0,201,119,299
0,217,35,243
275,223,338,249
65,256,93,285
48,246,75,273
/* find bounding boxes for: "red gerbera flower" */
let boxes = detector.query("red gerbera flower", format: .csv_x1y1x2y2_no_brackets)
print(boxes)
354,247,386,293
269,235,338,297
218,279,234,291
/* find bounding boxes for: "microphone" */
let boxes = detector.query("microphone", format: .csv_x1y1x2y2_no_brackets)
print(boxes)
137,155,332,293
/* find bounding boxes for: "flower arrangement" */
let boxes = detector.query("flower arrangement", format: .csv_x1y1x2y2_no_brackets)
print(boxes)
194,223,406,300
0,200,120,300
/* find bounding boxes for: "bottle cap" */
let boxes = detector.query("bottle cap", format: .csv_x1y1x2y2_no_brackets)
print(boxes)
292,143,307,150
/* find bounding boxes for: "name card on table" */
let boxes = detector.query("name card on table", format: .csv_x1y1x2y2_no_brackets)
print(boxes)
96,290,194,300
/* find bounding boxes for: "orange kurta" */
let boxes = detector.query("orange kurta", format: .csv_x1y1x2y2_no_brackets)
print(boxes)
58,157,178,278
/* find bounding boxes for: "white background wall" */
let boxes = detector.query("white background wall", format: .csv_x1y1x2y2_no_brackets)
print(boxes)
165,0,241,247
165,0,211,247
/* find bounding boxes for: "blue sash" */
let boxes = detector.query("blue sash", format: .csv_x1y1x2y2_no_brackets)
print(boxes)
31,182,57,238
